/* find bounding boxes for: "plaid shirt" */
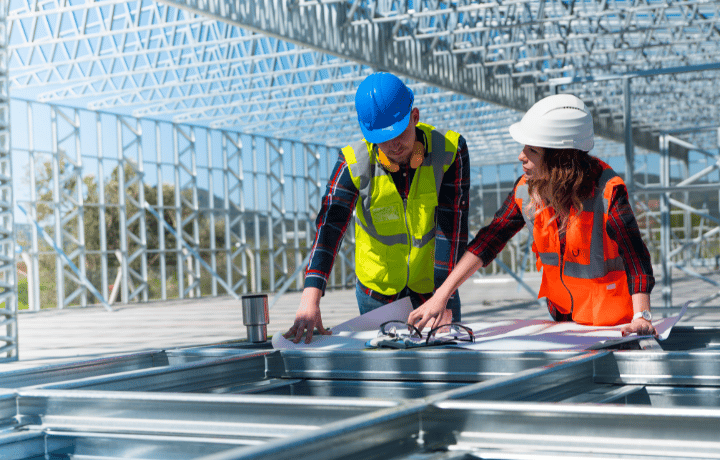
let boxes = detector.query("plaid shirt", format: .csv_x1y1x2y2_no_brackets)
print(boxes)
304,128,470,302
467,176,655,308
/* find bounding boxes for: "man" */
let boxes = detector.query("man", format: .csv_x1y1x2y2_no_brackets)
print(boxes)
284,72,470,343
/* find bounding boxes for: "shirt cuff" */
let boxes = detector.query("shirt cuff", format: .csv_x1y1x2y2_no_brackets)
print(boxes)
303,275,328,294
627,274,655,295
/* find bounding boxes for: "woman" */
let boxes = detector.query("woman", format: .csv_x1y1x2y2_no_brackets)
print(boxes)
408,94,657,337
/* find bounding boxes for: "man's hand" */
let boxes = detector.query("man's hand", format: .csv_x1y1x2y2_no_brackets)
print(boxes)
621,318,657,337
283,287,332,344
408,294,453,332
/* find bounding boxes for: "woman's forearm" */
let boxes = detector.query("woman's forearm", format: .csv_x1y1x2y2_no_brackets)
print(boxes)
434,251,486,300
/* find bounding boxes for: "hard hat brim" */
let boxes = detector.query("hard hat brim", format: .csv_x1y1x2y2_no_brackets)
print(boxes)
509,120,594,151
360,108,412,144
508,122,530,147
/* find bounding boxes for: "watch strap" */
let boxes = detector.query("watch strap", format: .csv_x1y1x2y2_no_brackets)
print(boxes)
633,310,652,321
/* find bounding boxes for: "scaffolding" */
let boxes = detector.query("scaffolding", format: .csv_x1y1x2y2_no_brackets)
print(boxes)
3,1,720,364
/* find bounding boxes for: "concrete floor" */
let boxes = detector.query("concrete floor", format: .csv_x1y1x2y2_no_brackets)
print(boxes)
7,270,720,370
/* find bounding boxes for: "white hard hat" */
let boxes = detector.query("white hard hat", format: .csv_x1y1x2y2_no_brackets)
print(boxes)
509,94,594,151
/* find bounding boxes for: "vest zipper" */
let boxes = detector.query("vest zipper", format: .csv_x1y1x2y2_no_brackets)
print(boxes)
558,233,574,316
403,197,411,287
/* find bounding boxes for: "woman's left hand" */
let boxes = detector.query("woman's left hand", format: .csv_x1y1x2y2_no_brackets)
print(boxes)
621,318,657,337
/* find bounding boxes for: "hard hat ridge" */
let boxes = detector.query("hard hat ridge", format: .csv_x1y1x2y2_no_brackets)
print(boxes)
509,94,594,152
355,72,414,144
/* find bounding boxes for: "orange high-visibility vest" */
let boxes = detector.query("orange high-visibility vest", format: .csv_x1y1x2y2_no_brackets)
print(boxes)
514,160,633,326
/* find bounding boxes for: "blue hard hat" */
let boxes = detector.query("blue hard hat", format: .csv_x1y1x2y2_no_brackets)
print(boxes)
355,72,414,144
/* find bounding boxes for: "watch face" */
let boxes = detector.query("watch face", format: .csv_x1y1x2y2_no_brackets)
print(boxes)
642,310,652,321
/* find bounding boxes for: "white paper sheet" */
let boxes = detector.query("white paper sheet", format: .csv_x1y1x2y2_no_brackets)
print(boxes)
271,297,413,350
271,299,687,352
452,301,687,351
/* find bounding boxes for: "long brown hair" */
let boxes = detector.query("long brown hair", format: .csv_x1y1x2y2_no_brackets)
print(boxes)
527,148,602,230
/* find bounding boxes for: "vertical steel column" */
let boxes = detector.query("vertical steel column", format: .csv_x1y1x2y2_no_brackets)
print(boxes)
251,136,261,292
119,117,149,302
190,129,201,298
0,0,15,359
265,140,275,292
50,109,64,308
97,113,109,302
26,104,40,312
266,139,288,292
69,110,87,307
173,127,185,298
641,151,651,251
116,117,129,304
155,122,167,301
222,131,249,295
174,125,201,298
291,143,303,290
207,131,218,297
624,77,636,209
47,107,86,308
660,134,672,308
679,158,691,262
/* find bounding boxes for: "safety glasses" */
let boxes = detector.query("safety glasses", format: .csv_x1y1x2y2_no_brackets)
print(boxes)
426,323,475,345
378,320,474,346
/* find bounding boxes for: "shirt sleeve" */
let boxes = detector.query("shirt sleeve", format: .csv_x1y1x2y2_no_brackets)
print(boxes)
605,183,655,294
467,177,527,266
434,135,470,291
303,151,359,294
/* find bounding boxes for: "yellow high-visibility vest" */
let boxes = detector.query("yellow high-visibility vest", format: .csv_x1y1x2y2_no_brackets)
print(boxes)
343,123,460,295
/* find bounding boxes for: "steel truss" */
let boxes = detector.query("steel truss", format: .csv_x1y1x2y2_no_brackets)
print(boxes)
8,1,719,163
14,101,349,312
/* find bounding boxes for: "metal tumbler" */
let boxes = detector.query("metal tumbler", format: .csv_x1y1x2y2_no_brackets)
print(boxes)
241,294,270,343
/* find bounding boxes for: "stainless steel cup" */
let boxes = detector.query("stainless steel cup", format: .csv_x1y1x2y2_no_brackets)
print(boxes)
241,294,269,342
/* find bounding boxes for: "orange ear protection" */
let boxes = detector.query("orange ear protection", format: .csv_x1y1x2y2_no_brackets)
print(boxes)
378,141,425,172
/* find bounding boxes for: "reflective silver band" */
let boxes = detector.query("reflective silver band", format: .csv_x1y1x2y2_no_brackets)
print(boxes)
413,228,435,248
539,252,559,266
356,216,408,247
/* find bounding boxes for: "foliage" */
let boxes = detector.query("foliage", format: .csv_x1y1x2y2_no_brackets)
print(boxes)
25,161,309,308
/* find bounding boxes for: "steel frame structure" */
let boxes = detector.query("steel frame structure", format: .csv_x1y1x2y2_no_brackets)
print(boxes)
2,0,719,362
8,0,719,163
0,0,15,362
14,100,351,313
1,328,720,458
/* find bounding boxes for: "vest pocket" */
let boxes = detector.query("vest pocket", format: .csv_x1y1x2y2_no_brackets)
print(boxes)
590,273,633,326
409,192,438,238
370,203,404,234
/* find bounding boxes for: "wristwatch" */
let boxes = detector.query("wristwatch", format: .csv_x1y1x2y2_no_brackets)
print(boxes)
633,310,652,321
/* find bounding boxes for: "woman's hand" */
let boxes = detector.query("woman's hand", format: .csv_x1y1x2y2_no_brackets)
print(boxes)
620,318,657,337
408,294,453,332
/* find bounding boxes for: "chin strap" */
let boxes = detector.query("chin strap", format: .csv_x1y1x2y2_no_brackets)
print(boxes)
378,141,425,172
